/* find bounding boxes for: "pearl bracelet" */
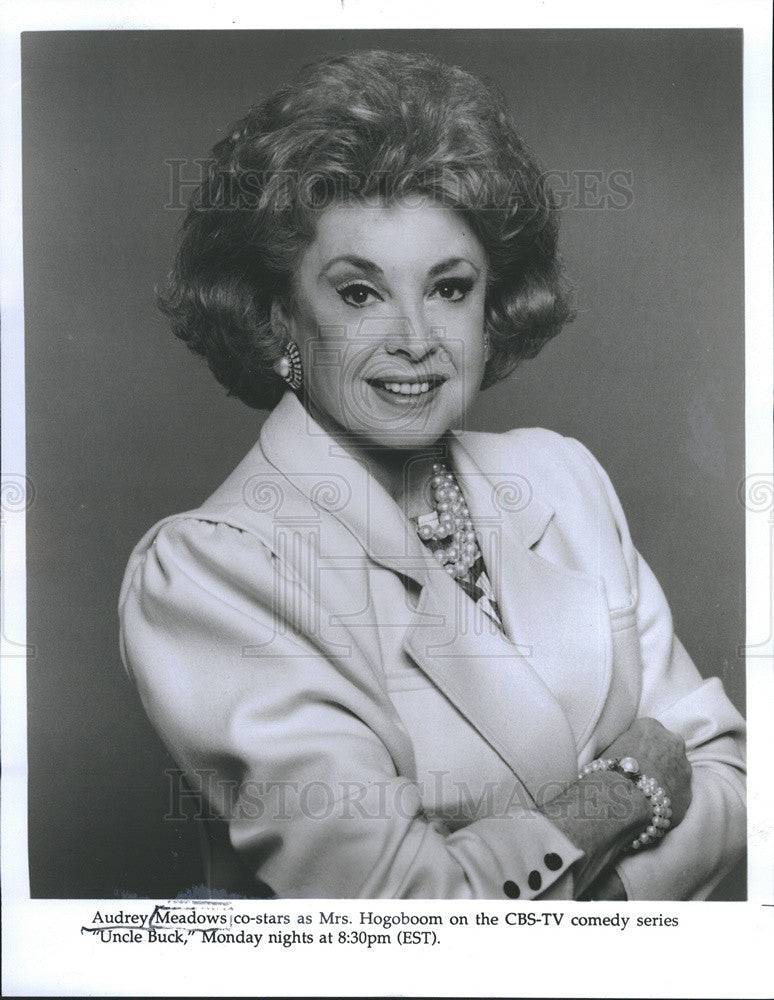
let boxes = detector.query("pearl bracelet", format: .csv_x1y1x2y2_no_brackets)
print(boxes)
578,756,672,851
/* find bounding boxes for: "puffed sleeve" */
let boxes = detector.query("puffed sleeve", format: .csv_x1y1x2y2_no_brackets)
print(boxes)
567,439,747,900
119,516,583,899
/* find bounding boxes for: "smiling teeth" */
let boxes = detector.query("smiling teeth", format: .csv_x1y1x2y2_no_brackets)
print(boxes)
381,381,432,395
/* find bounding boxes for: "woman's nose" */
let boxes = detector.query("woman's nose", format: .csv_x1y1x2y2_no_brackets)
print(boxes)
382,313,441,361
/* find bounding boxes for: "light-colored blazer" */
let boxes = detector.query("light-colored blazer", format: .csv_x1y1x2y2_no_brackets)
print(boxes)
119,390,746,900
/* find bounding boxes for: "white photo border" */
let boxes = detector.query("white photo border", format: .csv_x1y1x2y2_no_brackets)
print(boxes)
2,2,772,997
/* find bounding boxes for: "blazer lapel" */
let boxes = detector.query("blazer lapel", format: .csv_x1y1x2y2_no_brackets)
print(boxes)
403,566,581,799
448,431,614,757
259,391,432,588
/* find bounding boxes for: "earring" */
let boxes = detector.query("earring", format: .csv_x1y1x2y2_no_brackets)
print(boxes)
483,333,491,361
276,340,303,390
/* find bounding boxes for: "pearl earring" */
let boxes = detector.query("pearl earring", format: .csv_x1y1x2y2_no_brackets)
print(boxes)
276,340,303,390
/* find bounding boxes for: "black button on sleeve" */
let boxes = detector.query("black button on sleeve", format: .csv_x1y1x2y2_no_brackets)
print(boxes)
544,852,563,871
528,870,542,891
503,880,520,898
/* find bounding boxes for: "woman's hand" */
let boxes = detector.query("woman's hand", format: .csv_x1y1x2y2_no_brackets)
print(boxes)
602,717,692,827
539,717,692,898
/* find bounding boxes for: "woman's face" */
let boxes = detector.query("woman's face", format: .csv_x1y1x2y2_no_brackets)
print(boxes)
279,199,488,451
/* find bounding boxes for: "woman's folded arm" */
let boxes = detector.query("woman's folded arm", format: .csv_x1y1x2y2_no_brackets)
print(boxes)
567,439,746,900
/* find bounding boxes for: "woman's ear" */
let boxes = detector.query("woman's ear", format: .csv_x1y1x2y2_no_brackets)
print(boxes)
270,297,304,389
270,297,293,378
270,296,292,341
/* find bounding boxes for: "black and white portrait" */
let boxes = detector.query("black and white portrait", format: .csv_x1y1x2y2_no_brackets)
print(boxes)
4,9,772,998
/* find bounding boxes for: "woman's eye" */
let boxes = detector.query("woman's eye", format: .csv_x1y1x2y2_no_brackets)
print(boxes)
337,282,381,307
433,279,471,302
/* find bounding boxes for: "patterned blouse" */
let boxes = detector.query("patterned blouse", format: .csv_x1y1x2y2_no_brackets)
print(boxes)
411,521,505,634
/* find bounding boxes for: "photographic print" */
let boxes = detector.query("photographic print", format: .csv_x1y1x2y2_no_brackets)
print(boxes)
3,5,772,997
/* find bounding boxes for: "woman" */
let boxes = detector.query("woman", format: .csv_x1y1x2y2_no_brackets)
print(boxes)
119,49,745,900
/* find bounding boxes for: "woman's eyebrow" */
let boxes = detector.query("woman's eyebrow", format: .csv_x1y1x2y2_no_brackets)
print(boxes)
427,256,481,278
319,254,482,280
319,255,382,278
319,254,481,278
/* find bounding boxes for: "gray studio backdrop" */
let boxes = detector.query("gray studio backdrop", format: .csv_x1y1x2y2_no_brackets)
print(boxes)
22,29,745,898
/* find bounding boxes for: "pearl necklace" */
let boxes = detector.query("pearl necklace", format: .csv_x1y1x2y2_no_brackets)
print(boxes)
414,461,480,579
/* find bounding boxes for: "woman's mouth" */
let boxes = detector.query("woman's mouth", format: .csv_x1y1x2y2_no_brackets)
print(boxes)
365,375,447,402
